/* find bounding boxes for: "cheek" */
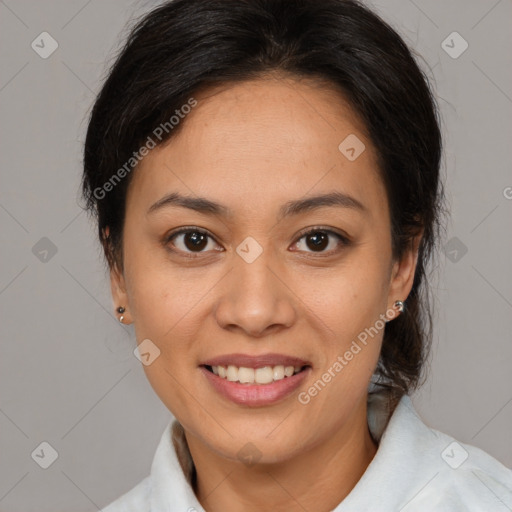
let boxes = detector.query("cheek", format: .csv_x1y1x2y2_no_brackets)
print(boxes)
306,253,390,339
297,254,390,405
123,239,206,340
125,255,204,414
296,263,388,421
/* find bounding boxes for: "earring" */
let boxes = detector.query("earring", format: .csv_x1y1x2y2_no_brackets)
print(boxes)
394,300,405,313
385,300,405,323
117,306,125,323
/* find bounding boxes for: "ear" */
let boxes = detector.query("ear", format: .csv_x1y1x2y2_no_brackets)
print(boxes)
103,226,131,324
387,230,423,312
110,263,131,321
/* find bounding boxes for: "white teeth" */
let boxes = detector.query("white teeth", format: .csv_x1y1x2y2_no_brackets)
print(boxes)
238,367,254,384
255,366,274,384
226,365,238,382
273,365,285,380
209,364,304,384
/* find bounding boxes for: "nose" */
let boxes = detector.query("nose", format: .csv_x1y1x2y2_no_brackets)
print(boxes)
213,248,297,338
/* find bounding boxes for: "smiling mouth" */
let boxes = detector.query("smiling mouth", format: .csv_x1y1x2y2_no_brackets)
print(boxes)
203,364,309,385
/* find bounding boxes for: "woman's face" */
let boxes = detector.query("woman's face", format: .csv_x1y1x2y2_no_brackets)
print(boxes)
111,76,418,464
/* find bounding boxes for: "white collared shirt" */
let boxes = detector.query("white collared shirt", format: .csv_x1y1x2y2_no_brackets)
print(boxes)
100,394,512,511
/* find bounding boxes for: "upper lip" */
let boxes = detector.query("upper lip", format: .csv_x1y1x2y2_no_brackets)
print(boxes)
201,353,311,369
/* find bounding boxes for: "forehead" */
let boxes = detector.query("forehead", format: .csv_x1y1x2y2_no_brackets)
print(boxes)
127,76,386,221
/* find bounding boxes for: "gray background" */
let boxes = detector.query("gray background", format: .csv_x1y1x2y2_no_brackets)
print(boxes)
0,0,511,510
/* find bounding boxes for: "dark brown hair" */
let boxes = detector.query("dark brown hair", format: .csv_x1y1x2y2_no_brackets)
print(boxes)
81,0,445,401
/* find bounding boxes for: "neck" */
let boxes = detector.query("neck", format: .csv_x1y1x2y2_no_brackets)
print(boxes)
185,397,378,512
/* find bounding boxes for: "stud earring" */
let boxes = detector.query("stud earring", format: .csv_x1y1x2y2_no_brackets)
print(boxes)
385,300,404,323
117,306,125,323
394,300,405,313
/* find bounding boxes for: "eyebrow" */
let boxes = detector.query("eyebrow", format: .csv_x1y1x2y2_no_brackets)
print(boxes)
147,191,366,220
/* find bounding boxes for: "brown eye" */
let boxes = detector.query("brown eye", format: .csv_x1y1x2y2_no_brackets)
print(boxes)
305,231,329,251
166,228,220,256
182,231,208,251
293,228,349,254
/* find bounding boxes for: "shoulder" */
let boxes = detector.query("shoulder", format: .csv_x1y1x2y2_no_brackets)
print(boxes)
348,393,512,511
406,440,512,511
99,476,151,512
395,397,512,511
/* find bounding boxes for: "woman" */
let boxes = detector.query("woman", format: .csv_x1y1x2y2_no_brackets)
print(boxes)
81,0,512,510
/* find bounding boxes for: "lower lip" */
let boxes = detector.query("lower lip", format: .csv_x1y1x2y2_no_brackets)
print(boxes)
200,366,311,407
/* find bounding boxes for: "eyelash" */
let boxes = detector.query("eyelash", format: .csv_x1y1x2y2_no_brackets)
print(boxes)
164,225,350,259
